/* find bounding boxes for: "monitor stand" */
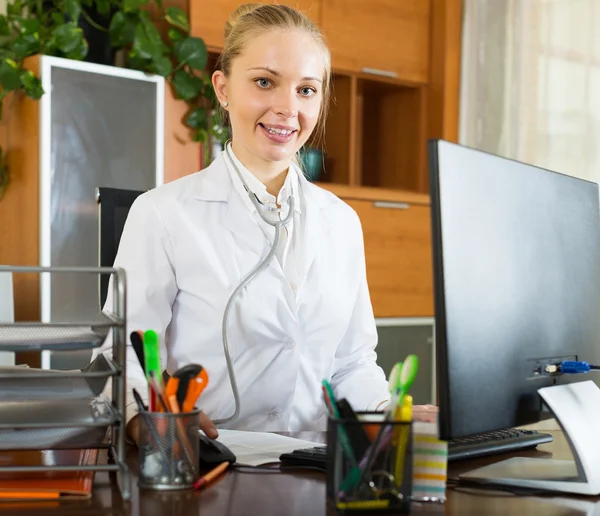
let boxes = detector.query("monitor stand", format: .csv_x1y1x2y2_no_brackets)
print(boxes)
459,380,600,495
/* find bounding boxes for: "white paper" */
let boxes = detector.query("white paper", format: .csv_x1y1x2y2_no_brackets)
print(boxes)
215,429,323,466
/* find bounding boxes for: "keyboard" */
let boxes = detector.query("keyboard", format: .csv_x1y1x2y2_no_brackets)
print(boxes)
279,428,553,469
448,428,553,462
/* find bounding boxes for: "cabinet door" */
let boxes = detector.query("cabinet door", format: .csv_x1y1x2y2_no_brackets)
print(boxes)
321,0,430,84
191,1,321,50
345,199,434,317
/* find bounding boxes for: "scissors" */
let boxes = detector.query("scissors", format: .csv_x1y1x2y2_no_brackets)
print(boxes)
164,364,209,412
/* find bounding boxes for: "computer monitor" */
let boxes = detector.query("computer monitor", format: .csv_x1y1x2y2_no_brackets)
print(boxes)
429,139,600,441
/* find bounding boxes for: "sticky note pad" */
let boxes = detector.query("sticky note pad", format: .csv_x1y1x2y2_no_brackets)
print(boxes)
412,421,448,502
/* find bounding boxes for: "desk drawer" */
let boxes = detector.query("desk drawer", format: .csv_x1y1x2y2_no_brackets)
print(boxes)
345,199,434,317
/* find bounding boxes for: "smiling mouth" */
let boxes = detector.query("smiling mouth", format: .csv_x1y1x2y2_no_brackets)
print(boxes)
259,123,298,136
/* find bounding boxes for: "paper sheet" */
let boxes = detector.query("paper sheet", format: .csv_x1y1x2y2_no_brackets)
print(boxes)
215,429,323,466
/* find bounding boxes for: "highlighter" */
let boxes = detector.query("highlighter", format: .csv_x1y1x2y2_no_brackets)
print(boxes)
143,330,162,411
394,394,413,488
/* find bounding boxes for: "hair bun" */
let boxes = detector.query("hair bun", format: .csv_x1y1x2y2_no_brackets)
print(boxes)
224,3,262,41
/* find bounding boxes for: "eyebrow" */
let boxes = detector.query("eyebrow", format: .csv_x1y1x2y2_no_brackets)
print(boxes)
246,66,322,83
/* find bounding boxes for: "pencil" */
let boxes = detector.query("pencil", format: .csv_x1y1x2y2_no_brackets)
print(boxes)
193,461,229,490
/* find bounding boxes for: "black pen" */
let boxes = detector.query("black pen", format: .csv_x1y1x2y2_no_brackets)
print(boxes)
132,388,148,412
130,331,146,374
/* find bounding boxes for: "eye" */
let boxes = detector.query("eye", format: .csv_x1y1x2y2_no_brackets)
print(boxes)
299,86,317,97
255,77,272,89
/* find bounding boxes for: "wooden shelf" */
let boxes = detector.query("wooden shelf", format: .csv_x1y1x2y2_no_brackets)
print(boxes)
316,183,430,206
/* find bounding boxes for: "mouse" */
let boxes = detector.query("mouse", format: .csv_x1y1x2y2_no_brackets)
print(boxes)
198,433,237,468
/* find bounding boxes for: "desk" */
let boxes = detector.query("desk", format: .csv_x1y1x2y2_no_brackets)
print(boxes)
0,430,598,515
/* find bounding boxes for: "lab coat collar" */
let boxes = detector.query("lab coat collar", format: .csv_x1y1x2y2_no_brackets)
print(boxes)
194,154,333,270
224,143,302,215
194,153,331,210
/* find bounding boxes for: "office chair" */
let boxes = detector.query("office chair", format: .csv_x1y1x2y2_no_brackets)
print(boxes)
96,187,145,308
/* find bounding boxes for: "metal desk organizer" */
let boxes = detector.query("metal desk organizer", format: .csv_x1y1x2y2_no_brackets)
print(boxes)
0,265,130,500
327,412,413,514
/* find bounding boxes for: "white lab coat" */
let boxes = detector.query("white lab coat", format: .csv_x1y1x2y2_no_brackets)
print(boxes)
95,153,390,431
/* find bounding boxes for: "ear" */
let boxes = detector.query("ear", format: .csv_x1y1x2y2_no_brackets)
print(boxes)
212,71,228,106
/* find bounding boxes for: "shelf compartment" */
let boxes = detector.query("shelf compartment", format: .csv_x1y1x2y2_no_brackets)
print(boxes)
0,354,117,401
0,397,116,450
357,79,426,192
0,316,112,351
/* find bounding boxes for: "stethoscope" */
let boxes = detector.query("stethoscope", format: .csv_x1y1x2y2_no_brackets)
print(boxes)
213,144,296,425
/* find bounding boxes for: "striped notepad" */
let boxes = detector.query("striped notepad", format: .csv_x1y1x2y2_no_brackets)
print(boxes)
412,421,448,501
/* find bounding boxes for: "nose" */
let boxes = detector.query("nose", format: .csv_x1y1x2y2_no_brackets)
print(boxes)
273,88,298,118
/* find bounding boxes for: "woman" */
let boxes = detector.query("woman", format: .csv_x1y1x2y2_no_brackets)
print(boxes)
95,3,391,440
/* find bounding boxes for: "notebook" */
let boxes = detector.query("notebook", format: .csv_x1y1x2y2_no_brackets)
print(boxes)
0,448,99,500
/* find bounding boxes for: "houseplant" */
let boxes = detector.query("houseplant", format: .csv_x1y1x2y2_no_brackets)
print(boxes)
0,0,227,199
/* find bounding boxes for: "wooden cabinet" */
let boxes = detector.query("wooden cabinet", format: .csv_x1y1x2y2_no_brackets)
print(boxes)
321,0,430,84
343,197,434,318
190,0,321,51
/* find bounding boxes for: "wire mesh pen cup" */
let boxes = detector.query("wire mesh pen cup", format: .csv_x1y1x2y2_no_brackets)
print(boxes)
138,408,200,490
327,413,412,514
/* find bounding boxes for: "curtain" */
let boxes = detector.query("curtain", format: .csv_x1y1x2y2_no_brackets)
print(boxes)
460,0,600,183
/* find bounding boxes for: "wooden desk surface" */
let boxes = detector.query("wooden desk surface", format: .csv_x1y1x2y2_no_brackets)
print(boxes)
0,430,598,515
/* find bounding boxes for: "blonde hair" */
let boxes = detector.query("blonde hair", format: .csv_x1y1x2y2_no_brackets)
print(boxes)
216,3,332,150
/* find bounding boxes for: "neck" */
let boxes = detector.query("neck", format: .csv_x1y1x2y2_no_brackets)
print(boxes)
231,141,290,198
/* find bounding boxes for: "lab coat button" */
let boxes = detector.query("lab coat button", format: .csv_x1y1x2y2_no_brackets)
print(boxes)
284,340,295,349
268,409,281,419
290,282,297,291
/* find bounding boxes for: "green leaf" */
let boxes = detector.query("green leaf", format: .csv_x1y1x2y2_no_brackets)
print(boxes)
95,0,111,15
20,69,44,99
18,18,41,35
131,22,155,60
149,55,172,77
12,33,40,60
123,0,149,12
165,6,189,33
52,24,84,54
193,128,208,143
52,12,65,24
172,69,203,100
7,2,23,17
167,27,184,43
0,16,11,36
153,0,163,11
0,59,22,91
173,37,207,70
140,15,168,53
65,37,88,60
64,0,81,22
185,106,207,129
125,47,149,71
109,11,137,48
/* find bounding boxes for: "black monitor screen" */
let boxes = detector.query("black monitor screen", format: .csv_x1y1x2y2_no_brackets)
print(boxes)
429,140,600,440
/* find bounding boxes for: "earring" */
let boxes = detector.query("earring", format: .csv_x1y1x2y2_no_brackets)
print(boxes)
221,100,229,108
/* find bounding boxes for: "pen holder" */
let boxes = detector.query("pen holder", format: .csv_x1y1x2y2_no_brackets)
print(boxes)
138,408,200,491
327,413,412,514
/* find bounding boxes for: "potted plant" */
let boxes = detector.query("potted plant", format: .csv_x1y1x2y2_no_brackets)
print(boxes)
0,0,227,199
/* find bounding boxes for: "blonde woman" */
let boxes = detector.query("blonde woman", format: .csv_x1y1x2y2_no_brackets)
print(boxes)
96,3,391,440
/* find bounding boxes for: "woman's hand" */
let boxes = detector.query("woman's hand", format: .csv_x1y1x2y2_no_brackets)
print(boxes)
413,404,438,423
126,411,219,445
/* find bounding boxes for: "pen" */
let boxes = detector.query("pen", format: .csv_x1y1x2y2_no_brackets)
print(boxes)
322,380,361,492
193,461,229,490
130,331,146,374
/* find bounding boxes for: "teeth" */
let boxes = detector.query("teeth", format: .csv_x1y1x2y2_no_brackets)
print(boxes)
264,126,294,136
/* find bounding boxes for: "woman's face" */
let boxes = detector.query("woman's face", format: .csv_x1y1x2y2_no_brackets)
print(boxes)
213,28,324,167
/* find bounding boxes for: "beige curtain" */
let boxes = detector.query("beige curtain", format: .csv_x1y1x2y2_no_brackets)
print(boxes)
460,0,600,183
